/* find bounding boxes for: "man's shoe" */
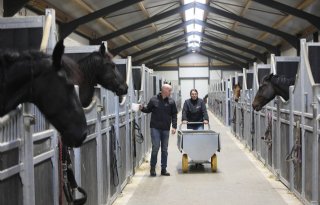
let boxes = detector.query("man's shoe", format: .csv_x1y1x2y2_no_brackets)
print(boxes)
150,167,156,177
161,169,170,176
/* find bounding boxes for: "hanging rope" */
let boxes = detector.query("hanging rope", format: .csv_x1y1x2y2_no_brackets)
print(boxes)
286,120,302,164
133,119,144,144
262,112,272,149
110,125,119,186
59,140,87,205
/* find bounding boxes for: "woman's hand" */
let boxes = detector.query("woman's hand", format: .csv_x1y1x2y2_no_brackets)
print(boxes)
182,120,188,124
203,120,209,124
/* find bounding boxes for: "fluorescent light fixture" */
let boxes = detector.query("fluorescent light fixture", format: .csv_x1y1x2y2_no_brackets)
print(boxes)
185,8,194,21
195,8,204,20
184,0,194,4
188,35,201,43
194,24,202,32
184,0,206,5
188,41,200,47
186,24,193,33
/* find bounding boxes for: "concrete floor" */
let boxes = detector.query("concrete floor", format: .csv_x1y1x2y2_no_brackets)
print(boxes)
113,112,302,205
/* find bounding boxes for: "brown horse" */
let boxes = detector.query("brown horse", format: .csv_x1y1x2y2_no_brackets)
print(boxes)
233,83,241,102
252,73,295,111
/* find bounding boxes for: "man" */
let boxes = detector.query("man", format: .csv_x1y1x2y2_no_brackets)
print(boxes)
182,89,209,130
140,84,177,177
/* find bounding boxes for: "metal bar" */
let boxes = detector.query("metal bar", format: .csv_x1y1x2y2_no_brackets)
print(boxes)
200,32,267,63
196,19,278,54
201,47,248,68
59,0,143,38
134,43,186,65
253,0,320,30
94,3,194,42
151,50,189,67
201,42,253,62
196,2,299,49
110,21,193,55
131,33,186,58
147,49,188,66
3,0,29,17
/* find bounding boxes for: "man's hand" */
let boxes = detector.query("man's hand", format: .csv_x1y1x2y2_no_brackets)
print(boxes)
203,120,209,124
139,104,143,110
171,128,176,134
182,120,188,124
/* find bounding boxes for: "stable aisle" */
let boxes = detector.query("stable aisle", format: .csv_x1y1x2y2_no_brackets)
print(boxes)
113,111,302,205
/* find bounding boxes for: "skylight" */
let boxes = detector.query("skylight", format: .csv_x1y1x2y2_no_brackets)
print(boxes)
184,0,206,49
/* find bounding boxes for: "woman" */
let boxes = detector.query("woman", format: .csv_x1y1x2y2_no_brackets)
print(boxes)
182,89,209,130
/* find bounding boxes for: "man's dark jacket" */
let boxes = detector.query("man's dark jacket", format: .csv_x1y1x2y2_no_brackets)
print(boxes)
182,98,209,122
141,93,178,130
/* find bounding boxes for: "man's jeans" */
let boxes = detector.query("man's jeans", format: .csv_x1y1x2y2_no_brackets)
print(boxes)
150,128,169,169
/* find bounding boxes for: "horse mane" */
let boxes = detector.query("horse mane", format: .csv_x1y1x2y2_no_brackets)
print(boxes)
61,55,83,84
77,51,106,85
270,75,295,86
0,50,49,67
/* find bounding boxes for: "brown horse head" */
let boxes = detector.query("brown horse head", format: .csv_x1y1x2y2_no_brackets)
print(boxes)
233,83,241,102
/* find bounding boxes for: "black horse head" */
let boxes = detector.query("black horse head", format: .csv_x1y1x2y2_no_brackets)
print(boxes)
0,40,87,147
252,73,295,111
75,43,128,107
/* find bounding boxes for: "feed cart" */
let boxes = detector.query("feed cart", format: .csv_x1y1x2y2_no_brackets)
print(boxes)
177,122,220,173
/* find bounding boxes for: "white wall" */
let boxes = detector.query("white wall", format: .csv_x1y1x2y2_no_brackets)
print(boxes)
281,47,298,56
179,53,208,65
210,70,221,80
65,33,89,46
154,70,178,87
179,67,208,78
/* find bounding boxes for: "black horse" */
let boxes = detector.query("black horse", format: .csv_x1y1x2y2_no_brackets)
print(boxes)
0,41,87,147
65,43,128,107
252,73,295,111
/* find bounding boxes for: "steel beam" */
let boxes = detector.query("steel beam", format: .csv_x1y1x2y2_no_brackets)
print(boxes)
152,51,189,67
200,47,248,68
199,50,235,66
131,34,186,58
201,42,253,62
196,2,300,49
110,20,193,55
3,0,29,17
147,49,188,66
253,0,320,30
134,43,186,65
195,19,279,54
191,31,267,63
59,0,143,38
94,3,194,42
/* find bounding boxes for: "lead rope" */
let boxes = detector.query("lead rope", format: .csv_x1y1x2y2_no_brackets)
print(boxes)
59,140,87,205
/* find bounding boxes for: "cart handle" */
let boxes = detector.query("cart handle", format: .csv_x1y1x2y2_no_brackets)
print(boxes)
179,122,210,130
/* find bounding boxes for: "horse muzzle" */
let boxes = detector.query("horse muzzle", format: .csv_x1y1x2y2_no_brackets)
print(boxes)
116,84,128,96
62,130,87,147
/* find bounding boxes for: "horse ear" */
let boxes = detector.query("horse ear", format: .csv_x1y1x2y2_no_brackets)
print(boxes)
99,42,106,56
52,40,65,71
265,73,274,80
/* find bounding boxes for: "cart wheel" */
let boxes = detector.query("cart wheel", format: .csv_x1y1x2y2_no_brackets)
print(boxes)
211,154,217,172
182,154,188,173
